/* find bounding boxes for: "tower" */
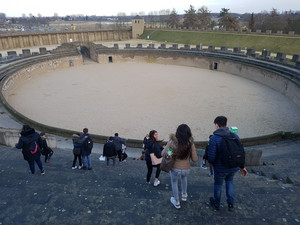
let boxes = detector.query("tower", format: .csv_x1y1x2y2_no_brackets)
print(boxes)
132,15,144,39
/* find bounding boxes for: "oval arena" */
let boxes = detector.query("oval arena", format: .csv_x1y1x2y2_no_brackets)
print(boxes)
1,41,300,147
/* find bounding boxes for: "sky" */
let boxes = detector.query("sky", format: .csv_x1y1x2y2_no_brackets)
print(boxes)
2,0,300,17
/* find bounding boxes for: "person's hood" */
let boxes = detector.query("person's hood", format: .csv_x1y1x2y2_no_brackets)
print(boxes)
213,127,231,137
20,125,35,136
145,139,154,149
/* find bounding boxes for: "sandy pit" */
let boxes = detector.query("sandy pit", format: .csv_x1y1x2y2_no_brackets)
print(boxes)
5,62,300,141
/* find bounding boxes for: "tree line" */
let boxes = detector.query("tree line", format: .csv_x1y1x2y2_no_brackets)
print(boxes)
1,6,300,34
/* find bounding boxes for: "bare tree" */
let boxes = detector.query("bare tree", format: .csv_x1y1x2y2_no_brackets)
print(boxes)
167,9,180,28
218,8,238,30
197,6,211,29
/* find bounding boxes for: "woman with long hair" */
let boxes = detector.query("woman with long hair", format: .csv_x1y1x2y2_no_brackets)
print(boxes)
162,124,198,209
144,130,163,186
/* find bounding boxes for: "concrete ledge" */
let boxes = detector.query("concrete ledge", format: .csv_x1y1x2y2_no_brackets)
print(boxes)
0,127,56,148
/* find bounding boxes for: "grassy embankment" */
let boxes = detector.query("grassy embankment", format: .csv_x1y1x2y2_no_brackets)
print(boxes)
140,29,300,56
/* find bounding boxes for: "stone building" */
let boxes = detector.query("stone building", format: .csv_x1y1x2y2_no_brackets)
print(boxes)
132,15,144,39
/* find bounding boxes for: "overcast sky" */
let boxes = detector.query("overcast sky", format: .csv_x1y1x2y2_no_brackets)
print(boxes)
2,0,300,17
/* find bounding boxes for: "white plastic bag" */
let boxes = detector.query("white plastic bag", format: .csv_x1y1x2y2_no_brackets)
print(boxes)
99,155,106,161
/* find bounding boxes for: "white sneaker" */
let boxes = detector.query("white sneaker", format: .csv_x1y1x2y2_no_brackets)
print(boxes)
78,166,82,169
72,166,77,170
153,180,160,187
170,197,181,209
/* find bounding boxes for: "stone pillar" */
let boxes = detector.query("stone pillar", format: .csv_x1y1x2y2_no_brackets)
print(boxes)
246,48,255,56
208,46,215,52
266,30,272,34
172,44,178,49
22,49,31,56
183,44,190,50
279,58,287,63
233,47,241,53
195,45,201,50
277,31,283,35
221,46,228,51
296,61,300,68
292,54,300,62
159,44,166,49
256,29,261,33
125,43,131,48
113,44,119,49
262,49,271,58
39,47,47,54
147,44,155,49
136,44,143,48
288,31,295,36
276,52,286,60
7,51,17,57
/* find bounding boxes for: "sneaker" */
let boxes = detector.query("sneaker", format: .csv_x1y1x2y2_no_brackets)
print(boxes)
72,166,77,170
41,170,45,175
201,164,207,169
182,193,188,201
170,197,181,209
88,168,92,170
209,197,219,211
78,166,82,169
81,166,87,170
228,204,234,212
208,173,214,178
153,180,160,187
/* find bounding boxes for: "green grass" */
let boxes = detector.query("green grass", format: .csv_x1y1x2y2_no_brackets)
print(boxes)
141,29,300,55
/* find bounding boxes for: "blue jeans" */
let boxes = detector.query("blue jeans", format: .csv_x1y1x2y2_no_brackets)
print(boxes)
28,158,44,174
213,171,236,207
169,168,190,201
82,154,92,168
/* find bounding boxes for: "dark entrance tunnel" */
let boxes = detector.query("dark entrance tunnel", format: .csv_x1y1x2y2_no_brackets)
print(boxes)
80,46,90,59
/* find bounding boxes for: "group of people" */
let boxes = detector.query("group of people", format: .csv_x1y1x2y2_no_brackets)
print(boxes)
15,115,248,212
102,133,127,166
144,116,248,211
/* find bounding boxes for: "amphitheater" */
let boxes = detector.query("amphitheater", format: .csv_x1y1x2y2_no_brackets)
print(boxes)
0,33,300,148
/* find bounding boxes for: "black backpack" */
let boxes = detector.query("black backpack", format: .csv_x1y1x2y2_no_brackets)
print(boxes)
218,133,245,168
84,137,93,153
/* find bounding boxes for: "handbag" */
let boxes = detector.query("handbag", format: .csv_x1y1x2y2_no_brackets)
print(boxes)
160,150,175,172
150,153,162,165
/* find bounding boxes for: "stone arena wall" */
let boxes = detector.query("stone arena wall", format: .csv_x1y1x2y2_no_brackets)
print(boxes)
97,50,300,108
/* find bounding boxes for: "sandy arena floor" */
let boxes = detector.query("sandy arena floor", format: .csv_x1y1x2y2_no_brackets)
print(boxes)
6,62,300,141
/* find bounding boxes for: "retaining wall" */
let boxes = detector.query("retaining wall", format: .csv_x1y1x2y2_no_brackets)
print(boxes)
0,44,300,167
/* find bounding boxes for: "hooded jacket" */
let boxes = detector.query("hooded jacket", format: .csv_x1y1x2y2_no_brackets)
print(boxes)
15,125,42,161
162,134,198,170
207,127,240,173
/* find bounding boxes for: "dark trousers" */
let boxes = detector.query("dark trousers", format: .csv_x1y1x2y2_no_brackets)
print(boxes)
146,160,161,182
117,150,122,162
72,153,82,167
28,158,44,174
45,150,54,162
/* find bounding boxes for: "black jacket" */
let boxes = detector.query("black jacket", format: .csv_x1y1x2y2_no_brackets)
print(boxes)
103,142,117,157
15,126,42,161
144,139,163,163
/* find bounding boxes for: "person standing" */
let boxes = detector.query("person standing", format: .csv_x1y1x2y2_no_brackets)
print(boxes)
113,133,127,162
15,125,45,175
72,133,83,169
103,136,117,166
145,130,163,186
207,116,248,212
161,124,198,209
80,128,93,170
40,132,54,163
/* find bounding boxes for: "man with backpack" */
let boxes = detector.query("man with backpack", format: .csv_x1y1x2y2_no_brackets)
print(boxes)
15,125,45,175
80,128,93,170
207,116,248,212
